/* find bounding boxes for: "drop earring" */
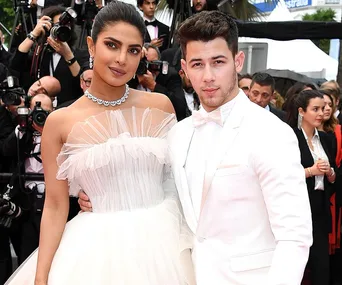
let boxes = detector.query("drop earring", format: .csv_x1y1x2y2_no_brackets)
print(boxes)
89,56,94,69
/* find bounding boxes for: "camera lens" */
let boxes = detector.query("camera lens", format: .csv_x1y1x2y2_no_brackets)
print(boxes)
33,112,48,126
50,26,71,42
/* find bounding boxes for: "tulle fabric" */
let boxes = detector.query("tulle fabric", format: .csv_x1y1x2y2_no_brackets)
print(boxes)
5,107,194,285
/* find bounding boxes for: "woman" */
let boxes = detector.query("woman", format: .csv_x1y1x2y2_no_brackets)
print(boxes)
319,89,342,284
287,89,336,285
5,2,194,284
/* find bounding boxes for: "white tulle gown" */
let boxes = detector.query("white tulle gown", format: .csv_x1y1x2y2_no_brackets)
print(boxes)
5,107,194,285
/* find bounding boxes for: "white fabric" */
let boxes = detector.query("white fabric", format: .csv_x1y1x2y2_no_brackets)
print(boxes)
24,135,45,190
168,91,313,285
14,126,24,140
144,16,158,40
184,91,195,112
5,107,194,285
302,128,328,190
185,98,236,220
49,53,61,76
265,104,270,111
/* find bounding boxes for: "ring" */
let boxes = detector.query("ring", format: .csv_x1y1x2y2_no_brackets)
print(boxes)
42,23,46,28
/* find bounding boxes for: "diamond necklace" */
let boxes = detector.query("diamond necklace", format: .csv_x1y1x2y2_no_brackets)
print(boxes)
84,84,129,107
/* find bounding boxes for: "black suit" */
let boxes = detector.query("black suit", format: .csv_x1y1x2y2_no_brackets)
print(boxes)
144,19,170,52
128,67,188,121
294,128,335,285
9,48,88,106
269,105,286,122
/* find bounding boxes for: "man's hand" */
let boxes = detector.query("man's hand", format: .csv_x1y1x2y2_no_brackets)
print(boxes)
78,190,92,212
47,37,74,60
137,70,156,91
31,16,52,38
150,38,163,48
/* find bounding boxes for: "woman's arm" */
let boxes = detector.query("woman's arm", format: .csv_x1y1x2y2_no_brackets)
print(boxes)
34,110,70,285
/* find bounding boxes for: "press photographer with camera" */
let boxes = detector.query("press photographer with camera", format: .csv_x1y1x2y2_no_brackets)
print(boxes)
0,93,52,264
128,43,188,121
9,5,87,106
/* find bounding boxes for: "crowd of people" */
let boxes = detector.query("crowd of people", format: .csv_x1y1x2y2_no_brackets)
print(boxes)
0,0,341,284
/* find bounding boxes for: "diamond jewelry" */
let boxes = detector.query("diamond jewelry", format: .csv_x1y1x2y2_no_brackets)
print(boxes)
84,84,129,107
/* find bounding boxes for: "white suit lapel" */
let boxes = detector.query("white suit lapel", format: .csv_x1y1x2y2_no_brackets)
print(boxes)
199,93,248,214
173,120,197,233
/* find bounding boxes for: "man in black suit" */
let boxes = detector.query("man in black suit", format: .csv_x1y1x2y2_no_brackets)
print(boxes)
138,0,170,52
249,72,287,122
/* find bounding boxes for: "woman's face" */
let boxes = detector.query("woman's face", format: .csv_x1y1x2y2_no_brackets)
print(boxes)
300,97,325,128
88,21,143,87
323,94,333,122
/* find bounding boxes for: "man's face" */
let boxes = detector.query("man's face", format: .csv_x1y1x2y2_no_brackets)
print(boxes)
238,78,252,96
80,69,93,93
146,47,159,62
28,79,49,97
140,0,156,19
249,83,274,108
192,0,207,12
181,38,244,112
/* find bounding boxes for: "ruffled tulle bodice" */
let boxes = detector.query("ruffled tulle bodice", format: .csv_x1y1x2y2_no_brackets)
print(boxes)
56,107,176,213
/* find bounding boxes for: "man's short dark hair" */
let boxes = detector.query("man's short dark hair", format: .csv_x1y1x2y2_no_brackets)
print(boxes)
251,72,275,93
137,0,159,7
176,10,238,59
238,73,252,82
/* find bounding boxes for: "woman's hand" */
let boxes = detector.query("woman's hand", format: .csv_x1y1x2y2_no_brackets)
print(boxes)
310,160,325,176
316,159,331,174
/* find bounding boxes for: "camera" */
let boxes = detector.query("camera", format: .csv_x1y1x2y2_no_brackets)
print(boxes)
136,59,169,76
0,76,26,106
17,101,50,132
47,7,77,42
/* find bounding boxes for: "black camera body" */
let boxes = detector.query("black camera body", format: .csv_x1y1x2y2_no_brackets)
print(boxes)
46,7,77,42
17,101,49,132
136,59,169,76
0,76,26,106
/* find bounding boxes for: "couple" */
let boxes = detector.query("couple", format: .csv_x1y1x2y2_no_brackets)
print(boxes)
6,2,313,285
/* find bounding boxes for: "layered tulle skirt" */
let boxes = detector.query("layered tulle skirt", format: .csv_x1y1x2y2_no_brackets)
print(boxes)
5,196,194,285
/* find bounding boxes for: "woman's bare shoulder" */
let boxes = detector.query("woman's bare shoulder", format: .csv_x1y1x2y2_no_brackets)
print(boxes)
130,89,175,115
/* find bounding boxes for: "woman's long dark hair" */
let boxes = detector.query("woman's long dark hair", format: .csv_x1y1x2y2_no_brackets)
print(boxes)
287,89,324,129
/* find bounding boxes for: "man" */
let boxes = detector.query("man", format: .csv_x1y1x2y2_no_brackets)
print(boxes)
169,11,311,284
138,0,170,52
178,68,200,116
238,73,252,96
129,44,187,121
0,31,11,67
249,72,286,121
80,69,93,93
28,76,61,98
79,11,312,285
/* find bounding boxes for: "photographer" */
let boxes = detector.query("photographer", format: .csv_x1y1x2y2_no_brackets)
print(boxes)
9,5,87,106
0,94,53,265
128,44,188,121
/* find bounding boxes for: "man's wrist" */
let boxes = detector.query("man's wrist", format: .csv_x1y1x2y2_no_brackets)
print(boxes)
149,81,156,91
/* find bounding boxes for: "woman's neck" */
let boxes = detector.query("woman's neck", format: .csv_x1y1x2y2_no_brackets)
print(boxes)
87,74,127,101
301,122,315,139
317,123,324,132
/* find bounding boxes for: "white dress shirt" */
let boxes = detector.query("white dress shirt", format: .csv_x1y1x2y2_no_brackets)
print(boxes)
185,95,238,220
302,128,328,190
184,91,195,112
24,135,45,192
144,17,158,40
